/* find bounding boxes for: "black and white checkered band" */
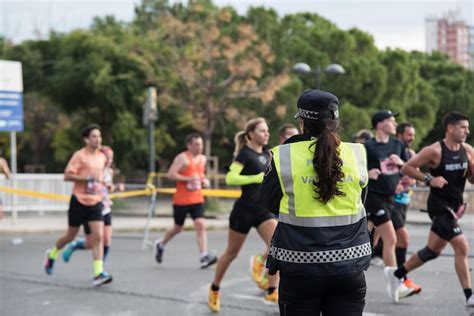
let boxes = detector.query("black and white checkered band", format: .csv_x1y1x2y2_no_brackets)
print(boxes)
269,242,371,264
295,107,339,120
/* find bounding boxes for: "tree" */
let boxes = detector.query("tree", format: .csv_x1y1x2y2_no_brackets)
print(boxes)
412,52,474,145
134,1,289,156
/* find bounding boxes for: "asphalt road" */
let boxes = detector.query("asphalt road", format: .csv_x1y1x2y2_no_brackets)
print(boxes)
1,221,474,316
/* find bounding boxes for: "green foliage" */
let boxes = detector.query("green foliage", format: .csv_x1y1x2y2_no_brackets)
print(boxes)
2,0,473,174
339,101,371,141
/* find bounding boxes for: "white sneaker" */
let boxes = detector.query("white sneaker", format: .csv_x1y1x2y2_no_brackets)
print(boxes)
383,266,402,303
398,283,416,299
467,295,474,307
370,256,385,267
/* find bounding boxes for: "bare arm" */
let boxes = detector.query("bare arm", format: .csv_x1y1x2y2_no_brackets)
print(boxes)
200,156,211,188
64,172,91,182
63,152,99,183
464,143,474,184
0,158,11,179
401,144,447,188
167,154,194,182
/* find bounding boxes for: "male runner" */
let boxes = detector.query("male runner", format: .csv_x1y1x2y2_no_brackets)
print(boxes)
364,110,415,301
44,124,112,286
154,133,217,268
388,111,474,306
392,123,421,293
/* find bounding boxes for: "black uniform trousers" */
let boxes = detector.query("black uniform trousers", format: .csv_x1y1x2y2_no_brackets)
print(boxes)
278,271,366,316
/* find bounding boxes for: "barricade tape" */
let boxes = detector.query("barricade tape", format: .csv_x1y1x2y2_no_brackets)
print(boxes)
0,172,242,202
0,185,70,202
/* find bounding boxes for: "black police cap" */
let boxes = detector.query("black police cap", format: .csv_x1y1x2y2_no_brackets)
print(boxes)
294,89,339,121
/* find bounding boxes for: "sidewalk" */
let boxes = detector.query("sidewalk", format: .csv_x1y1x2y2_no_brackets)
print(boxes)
3,209,472,235
0,214,229,234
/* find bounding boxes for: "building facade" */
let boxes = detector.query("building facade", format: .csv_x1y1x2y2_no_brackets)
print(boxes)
425,12,473,70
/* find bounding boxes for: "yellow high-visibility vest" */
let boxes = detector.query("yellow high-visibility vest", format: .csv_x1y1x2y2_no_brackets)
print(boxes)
271,140,368,228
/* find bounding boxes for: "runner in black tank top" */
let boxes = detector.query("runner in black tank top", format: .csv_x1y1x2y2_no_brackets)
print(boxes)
390,112,474,306
428,140,469,215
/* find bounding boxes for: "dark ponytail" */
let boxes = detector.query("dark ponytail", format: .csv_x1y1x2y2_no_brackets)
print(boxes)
305,118,345,204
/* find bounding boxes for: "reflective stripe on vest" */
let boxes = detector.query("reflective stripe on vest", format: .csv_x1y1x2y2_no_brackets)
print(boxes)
346,143,368,188
272,141,368,228
269,242,372,264
278,207,365,227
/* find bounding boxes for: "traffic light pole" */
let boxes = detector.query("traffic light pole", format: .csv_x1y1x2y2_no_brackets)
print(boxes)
143,87,158,250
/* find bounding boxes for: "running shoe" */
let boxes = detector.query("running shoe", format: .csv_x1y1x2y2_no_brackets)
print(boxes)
257,271,269,291
62,241,78,263
264,290,278,304
404,278,422,295
200,254,218,269
398,283,417,299
383,266,402,303
370,256,384,267
208,285,220,313
44,249,55,275
154,239,164,263
92,271,113,287
249,254,265,283
467,295,474,307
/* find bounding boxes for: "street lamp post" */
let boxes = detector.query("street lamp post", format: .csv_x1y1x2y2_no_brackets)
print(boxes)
292,62,345,89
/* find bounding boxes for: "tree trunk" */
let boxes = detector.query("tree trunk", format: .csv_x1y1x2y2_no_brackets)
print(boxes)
204,132,212,158
203,97,216,158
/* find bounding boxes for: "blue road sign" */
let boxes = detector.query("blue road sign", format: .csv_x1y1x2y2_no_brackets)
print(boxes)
0,91,23,131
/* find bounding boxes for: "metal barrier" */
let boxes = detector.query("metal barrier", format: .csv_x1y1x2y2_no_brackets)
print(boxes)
0,173,235,216
0,174,72,214
1,174,472,217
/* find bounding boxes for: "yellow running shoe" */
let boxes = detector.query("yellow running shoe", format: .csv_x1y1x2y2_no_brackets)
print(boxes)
208,285,220,313
249,254,265,283
257,271,269,291
264,290,278,304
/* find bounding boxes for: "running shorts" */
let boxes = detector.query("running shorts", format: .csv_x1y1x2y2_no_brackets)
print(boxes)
429,212,463,241
364,191,393,226
84,212,111,235
173,203,205,226
391,202,407,230
68,195,103,228
229,199,275,234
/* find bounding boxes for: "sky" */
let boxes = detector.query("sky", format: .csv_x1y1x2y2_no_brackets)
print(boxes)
0,0,473,51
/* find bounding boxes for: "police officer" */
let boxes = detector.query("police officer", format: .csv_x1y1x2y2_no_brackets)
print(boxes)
260,89,372,315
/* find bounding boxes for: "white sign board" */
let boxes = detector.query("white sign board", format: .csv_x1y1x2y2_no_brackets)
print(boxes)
0,60,24,131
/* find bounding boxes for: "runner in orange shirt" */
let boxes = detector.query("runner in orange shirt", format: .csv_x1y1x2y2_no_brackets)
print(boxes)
44,124,112,287
154,133,217,268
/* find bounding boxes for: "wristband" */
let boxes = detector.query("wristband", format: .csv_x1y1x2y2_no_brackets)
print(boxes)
423,173,433,186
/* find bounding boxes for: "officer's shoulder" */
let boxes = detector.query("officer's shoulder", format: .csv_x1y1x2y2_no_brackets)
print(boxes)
341,141,365,151
283,134,309,144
